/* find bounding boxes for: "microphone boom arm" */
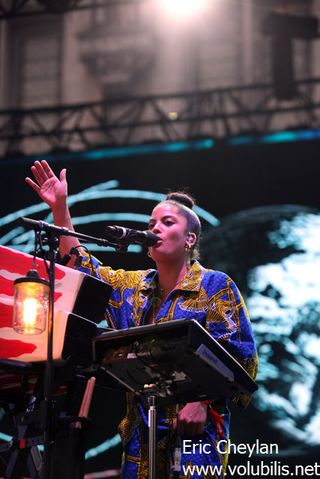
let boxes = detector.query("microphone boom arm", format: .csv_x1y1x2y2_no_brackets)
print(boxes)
21,217,125,250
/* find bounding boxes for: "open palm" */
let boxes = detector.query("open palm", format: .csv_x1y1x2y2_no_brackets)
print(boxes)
25,160,67,209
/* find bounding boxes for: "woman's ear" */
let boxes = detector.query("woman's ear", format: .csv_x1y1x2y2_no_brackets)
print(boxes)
187,232,197,247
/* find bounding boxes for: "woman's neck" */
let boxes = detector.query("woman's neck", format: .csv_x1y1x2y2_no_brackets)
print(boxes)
156,258,190,293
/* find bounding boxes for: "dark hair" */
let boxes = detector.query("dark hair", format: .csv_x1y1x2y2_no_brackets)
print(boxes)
162,191,202,260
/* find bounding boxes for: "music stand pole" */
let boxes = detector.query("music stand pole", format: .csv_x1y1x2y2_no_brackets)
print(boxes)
39,231,59,479
148,395,157,479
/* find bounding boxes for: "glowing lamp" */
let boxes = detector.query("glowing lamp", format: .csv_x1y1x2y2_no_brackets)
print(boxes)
160,0,207,17
13,270,50,335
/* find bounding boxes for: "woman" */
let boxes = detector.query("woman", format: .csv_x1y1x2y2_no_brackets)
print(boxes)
26,160,258,479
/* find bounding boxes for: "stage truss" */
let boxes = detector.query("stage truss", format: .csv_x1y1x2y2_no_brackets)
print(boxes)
1,78,320,157
0,0,146,19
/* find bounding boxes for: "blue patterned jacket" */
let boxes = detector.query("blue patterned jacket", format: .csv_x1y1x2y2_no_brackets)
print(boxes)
79,255,258,478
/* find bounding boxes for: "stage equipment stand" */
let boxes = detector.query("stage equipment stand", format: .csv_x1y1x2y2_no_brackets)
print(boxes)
20,217,126,479
93,319,258,479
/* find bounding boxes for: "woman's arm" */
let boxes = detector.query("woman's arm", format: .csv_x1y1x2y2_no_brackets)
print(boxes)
25,160,84,266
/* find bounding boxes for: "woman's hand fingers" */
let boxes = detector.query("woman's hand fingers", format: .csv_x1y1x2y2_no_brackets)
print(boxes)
41,160,55,178
176,402,207,437
25,161,67,209
59,168,67,183
34,160,51,183
30,164,44,186
25,176,41,193
31,160,57,186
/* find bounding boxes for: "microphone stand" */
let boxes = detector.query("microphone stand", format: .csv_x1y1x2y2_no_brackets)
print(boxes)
21,217,124,479
39,229,58,479
21,217,125,251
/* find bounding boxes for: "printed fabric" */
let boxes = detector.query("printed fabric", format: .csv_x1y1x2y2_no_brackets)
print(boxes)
79,255,258,479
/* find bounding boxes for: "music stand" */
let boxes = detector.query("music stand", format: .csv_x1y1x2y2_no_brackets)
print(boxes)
93,319,257,479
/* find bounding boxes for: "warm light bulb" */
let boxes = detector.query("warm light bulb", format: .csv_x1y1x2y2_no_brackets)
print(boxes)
22,298,38,333
13,270,50,335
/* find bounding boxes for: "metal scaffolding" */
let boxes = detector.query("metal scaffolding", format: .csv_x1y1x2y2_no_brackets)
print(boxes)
0,0,146,19
1,78,320,156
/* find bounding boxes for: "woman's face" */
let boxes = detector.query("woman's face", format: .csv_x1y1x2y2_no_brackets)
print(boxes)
148,203,191,262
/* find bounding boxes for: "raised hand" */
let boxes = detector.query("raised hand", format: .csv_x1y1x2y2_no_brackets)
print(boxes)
25,160,81,259
25,160,67,211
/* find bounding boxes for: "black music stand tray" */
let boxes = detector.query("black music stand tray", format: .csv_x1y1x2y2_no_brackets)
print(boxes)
93,319,258,479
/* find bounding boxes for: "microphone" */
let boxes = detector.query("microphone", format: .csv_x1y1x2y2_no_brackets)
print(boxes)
105,225,158,246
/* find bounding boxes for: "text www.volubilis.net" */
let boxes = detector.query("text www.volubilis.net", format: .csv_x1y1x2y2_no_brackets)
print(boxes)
182,460,320,477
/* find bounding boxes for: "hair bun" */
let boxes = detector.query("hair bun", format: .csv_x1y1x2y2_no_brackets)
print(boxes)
166,191,195,209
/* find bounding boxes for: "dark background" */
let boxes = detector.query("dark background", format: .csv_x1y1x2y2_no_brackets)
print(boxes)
1,138,320,476
2,138,320,264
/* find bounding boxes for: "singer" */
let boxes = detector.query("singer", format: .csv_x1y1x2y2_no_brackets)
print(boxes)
26,160,258,479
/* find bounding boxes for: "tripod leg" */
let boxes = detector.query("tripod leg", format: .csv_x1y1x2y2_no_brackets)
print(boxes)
5,433,42,479
28,446,42,476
